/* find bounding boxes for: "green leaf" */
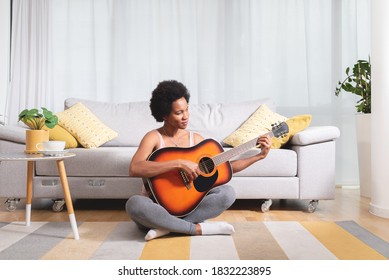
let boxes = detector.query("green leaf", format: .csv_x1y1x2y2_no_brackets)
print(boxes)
18,107,58,130
334,58,371,113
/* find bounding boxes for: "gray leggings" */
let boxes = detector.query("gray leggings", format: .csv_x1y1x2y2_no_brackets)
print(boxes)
125,185,236,235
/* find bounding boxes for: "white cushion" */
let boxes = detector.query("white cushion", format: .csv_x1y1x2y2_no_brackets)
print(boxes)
65,98,275,146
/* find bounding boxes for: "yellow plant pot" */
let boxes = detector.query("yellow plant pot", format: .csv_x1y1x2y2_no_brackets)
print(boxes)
25,130,50,154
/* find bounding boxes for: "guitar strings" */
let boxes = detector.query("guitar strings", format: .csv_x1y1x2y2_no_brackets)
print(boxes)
198,130,280,171
198,140,257,172
193,127,282,173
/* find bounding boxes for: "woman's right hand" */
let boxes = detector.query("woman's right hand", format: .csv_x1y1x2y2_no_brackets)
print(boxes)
178,159,200,181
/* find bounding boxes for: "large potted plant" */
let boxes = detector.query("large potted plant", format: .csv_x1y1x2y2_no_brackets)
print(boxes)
18,107,58,153
335,58,371,197
335,59,371,113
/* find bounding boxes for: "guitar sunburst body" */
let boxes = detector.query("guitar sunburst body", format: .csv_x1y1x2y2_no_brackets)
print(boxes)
146,121,289,217
146,139,232,217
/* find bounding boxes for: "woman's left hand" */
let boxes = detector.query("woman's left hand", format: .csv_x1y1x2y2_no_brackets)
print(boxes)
230,134,273,174
256,134,272,159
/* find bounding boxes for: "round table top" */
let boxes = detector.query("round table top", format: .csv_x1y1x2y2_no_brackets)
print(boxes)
0,152,76,161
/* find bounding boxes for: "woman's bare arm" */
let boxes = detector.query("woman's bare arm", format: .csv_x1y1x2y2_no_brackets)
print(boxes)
230,134,272,173
129,131,202,180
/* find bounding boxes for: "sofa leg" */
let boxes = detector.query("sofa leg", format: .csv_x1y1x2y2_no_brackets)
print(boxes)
4,198,20,212
261,199,272,212
307,200,319,213
52,199,66,212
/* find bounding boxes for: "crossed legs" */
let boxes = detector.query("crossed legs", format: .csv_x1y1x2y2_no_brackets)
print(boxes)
125,185,236,240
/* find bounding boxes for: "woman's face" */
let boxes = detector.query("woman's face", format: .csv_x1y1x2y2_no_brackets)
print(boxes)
165,97,190,129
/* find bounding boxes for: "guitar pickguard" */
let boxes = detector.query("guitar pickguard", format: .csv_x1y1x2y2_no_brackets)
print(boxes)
193,170,218,192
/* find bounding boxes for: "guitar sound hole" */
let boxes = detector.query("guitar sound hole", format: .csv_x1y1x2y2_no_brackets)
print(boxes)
199,157,215,174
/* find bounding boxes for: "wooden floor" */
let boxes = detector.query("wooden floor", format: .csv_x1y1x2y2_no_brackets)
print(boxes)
1,187,389,242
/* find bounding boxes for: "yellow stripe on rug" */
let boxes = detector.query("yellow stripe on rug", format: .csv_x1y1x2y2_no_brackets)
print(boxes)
41,222,118,260
140,235,190,260
301,221,387,260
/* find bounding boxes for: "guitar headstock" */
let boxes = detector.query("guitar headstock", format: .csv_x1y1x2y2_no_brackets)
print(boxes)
271,122,289,138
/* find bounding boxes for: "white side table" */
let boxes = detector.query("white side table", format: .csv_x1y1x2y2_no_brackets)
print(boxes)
0,152,79,240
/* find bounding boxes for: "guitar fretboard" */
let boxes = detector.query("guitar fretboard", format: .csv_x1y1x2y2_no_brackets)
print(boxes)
213,130,274,166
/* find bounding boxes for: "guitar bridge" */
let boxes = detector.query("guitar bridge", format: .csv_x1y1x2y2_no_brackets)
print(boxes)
179,170,191,190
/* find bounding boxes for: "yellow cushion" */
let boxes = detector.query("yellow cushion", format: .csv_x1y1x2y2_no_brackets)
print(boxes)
271,114,312,148
56,102,118,148
42,124,79,149
223,104,287,147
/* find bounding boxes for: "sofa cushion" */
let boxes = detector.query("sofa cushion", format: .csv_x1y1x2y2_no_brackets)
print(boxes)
187,98,275,143
35,147,136,177
0,125,27,144
65,98,159,147
230,148,297,177
35,146,296,177
42,124,80,149
271,114,312,148
57,102,118,148
65,98,275,146
222,104,287,147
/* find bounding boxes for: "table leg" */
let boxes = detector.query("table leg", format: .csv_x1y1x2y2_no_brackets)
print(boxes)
26,161,34,226
56,159,80,240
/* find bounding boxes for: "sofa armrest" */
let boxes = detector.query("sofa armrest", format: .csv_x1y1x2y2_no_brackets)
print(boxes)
0,125,27,144
289,126,340,146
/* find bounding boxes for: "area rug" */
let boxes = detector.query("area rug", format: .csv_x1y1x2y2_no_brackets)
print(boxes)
0,221,388,260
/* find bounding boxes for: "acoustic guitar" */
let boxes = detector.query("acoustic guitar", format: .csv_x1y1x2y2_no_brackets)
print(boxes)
145,122,289,217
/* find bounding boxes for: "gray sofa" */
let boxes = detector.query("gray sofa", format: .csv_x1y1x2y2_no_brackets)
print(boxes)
0,98,340,213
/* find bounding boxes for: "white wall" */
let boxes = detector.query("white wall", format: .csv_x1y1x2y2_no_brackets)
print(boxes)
371,0,389,218
0,0,10,125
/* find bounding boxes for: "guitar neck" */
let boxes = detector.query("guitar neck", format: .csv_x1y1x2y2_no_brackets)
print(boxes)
213,130,274,166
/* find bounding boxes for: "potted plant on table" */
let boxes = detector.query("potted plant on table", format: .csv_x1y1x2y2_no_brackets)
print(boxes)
335,58,371,197
18,107,58,153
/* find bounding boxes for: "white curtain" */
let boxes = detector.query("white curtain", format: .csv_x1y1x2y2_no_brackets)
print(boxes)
6,0,53,124
6,0,371,185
